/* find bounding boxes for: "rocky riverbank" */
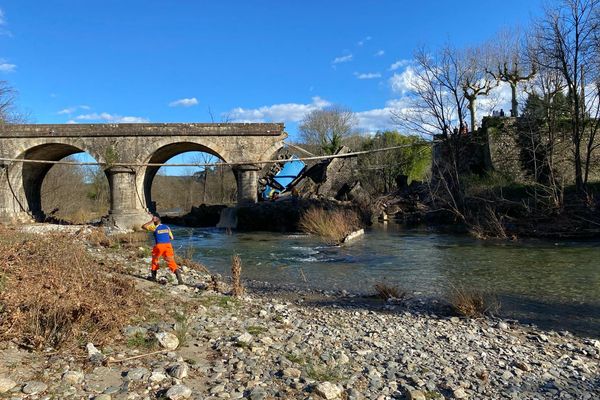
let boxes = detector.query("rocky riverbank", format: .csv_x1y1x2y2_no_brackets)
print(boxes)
0,228,598,400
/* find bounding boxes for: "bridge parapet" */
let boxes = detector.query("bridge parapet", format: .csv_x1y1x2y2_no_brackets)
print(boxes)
0,123,284,138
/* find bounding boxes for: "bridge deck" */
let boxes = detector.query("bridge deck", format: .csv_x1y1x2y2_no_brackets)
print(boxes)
0,123,285,138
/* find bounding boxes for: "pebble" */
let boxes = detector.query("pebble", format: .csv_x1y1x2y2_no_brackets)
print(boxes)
0,377,16,393
165,384,192,399
408,390,426,400
236,332,253,345
22,381,48,395
314,382,343,399
282,367,301,378
62,370,84,385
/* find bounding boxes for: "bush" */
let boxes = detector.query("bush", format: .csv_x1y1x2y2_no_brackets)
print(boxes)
448,286,500,318
0,228,144,349
374,282,405,300
299,207,361,245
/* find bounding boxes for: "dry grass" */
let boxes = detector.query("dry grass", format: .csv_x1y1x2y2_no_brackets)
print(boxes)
0,227,144,349
299,207,361,245
231,254,244,297
87,228,149,249
374,282,405,300
448,286,500,318
175,256,210,274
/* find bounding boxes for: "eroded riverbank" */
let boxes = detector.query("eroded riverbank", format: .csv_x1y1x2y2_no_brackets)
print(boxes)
1,227,598,400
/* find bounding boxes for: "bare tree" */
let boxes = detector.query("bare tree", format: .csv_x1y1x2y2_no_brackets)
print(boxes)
461,45,499,131
299,106,357,155
488,27,537,117
533,0,600,194
392,45,468,137
0,80,18,124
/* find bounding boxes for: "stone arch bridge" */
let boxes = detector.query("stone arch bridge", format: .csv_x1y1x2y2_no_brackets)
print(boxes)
0,123,286,229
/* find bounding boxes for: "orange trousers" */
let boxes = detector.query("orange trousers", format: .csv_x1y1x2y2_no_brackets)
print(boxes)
151,243,178,272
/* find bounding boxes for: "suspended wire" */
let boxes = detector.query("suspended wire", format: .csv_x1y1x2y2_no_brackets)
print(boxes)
0,142,434,168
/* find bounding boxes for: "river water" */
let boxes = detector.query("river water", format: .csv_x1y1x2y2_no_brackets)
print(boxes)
171,224,600,337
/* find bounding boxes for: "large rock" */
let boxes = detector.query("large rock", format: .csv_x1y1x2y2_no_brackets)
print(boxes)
166,384,192,399
22,381,48,395
236,332,253,345
167,363,189,379
314,382,343,399
62,370,84,385
155,332,179,350
0,377,16,393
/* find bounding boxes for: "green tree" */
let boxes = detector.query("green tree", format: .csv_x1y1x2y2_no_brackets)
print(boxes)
358,131,431,194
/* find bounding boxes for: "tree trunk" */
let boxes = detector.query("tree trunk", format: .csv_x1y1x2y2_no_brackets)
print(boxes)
510,82,518,117
469,98,476,133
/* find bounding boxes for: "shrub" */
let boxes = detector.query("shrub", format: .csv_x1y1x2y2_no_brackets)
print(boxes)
0,229,144,349
374,282,405,300
448,286,500,318
299,207,361,245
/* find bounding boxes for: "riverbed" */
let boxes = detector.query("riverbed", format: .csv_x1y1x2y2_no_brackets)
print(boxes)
171,224,600,337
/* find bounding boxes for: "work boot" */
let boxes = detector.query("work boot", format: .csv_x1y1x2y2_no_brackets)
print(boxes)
175,270,184,285
148,270,157,282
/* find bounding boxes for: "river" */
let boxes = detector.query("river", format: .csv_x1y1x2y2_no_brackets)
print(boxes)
171,224,600,337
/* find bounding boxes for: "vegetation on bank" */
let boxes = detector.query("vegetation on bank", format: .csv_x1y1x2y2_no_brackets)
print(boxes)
0,227,144,349
299,207,361,245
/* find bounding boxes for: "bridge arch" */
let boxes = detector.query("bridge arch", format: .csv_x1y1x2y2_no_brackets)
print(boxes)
8,142,106,221
140,141,231,212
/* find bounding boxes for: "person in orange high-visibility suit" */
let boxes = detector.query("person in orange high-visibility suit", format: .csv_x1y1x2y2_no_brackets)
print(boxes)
142,215,184,285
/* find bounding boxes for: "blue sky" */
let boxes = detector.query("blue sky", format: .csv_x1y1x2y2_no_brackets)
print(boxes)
0,1,546,172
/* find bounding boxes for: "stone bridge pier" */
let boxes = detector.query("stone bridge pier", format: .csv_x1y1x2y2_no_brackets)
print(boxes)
0,123,286,229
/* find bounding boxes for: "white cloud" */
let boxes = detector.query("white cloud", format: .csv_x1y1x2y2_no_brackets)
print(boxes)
389,59,411,71
58,105,91,115
357,36,372,46
356,108,395,133
355,72,381,80
390,67,418,94
226,96,332,123
0,61,16,73
332,54,353,64
75,112,149,123
354,98,414,133
478,82,513,119
169,97,199,107
0,8,5,25
374,50,385,57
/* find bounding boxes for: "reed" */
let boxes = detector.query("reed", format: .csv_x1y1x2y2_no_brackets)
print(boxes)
299,207,360,245
374,282,405,300
231,254,244,297
448,286,500,318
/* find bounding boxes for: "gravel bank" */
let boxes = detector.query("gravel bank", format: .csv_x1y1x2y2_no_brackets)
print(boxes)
0,232,598,399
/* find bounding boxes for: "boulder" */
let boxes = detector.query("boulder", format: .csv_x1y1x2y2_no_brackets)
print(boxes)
314,381,343,399
155,332,179,350
166,384,192,399
0,377,16,393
